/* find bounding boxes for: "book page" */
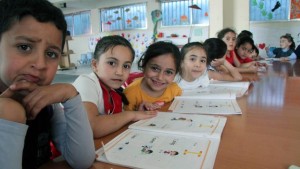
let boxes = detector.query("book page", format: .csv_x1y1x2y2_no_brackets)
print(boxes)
169,97,242,115
96,129,220,169
183,81,250,98
129,112,227,139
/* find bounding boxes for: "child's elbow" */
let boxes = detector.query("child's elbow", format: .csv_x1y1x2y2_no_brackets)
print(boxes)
67,151,95,169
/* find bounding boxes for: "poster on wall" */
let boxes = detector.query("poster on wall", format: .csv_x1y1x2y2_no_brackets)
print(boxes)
290,0,300,19
250,0,289,21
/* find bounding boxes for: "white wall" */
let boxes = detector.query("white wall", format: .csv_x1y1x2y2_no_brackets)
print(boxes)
250,21,300,57
223,0,250,34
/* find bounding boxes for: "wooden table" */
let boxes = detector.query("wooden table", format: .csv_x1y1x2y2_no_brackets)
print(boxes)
43,60,300,169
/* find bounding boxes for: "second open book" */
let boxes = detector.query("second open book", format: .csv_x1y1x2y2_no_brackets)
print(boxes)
168,81,250,115
96,112,227,169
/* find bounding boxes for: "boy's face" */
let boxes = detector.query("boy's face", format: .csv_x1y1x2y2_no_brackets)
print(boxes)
92,45,133,89
181,47,207,82
0,16,62,90
142,54,176,96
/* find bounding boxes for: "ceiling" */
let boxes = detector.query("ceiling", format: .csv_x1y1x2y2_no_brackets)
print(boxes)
49,0,103,13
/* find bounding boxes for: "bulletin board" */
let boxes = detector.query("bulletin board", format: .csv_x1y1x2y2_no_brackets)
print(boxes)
88,31,153,59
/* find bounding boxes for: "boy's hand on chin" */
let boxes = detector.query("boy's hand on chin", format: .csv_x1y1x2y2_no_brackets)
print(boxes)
7,82,78,120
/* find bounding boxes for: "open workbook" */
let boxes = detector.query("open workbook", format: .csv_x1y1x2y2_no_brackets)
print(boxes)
182,81,251,98
96,112,227,169
169,92,242,115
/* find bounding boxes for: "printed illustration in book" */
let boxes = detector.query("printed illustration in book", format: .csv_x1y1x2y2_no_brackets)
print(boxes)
169,92,242,115
96,112,227,169
182,81,251,98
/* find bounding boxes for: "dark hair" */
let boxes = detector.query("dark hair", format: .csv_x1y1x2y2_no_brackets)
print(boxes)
253,45,259,55
237,30,253,39
217,28,236,39
203,38,227,64
94,35,135,106
280,33,296,50
94,35,135,62
0,0,67,48
138,41,181,73
236,36,255,49
180,42,206,63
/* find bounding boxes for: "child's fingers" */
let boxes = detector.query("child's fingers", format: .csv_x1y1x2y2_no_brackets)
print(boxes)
9,81,38,96
0,88,15,98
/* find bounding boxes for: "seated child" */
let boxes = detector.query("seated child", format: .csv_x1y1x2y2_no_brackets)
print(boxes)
73,35,157,138
123,41,182,111
203,38,242,81
217,28,241,67
265,33,296,61
174,42,210,90
251,45,263,61
0,0,95,168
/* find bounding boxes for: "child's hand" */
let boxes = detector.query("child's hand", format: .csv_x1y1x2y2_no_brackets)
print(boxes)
129,110,158,122
138,101,164,111
280,57,290,62
211,59,224,67
9,82,78,119
265,46,269,51
249,65,259,73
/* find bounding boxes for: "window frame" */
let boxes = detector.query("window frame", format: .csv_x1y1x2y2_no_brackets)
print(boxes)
100,3,147,32
65,10,92,36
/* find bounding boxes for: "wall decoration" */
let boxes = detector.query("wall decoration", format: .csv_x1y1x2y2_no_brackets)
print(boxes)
290,0,300,19
250,0,289,21
151,9,162,42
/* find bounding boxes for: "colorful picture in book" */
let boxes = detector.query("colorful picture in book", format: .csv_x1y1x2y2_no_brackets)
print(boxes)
160,150,179,156
141,145,153,154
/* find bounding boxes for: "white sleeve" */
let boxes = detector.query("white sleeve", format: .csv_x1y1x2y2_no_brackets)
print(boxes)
0,119,28,169
51,95,95,169
73,74,103,110
288,52,297,60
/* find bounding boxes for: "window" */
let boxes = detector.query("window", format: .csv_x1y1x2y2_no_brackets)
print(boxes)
100,3,147,32
250,0,290,21
65,11,91,36
161,0,209,26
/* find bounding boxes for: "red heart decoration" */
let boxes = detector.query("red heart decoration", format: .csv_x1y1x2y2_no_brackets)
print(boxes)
258,43,266,49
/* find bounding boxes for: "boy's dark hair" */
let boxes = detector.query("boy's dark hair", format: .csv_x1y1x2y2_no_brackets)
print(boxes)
237,30,253,39
138,41,181,73
281,33,296,50
94,35,135,62
180,42,208,66
0,0,67,49
217,27,236,39
236,36,255,49
203,38,227,64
